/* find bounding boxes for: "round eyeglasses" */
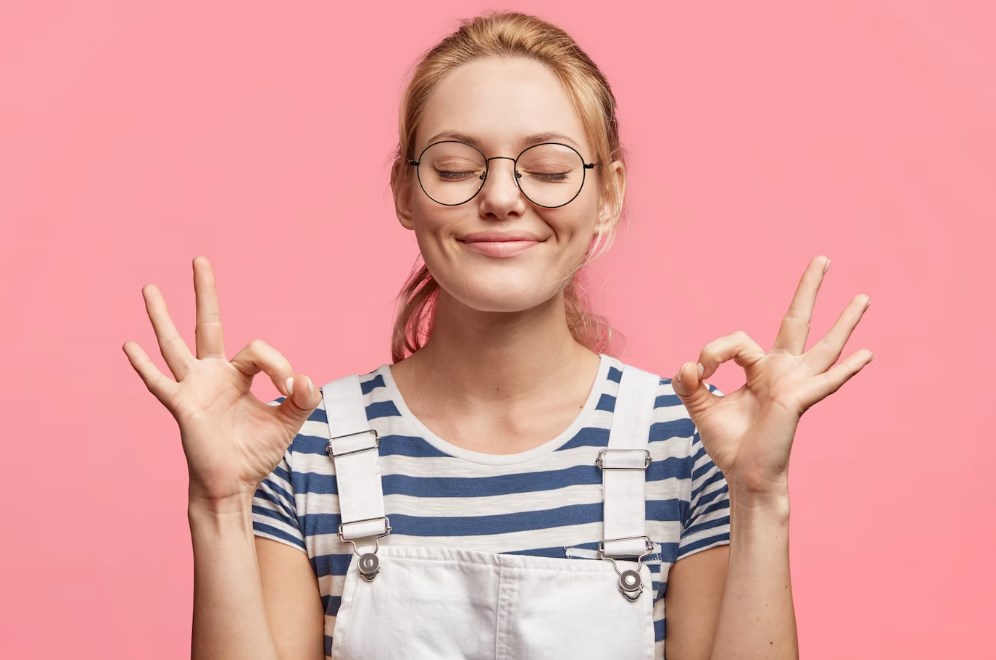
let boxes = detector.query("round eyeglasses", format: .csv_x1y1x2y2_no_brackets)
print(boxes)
407,141,598,208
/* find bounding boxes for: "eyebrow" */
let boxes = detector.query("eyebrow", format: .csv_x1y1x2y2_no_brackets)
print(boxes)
422,130,583,152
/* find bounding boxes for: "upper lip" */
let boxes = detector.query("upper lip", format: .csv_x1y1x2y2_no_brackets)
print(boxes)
459,231,545,243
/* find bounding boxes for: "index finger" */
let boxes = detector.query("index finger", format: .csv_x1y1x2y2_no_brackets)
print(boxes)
193,256,226,360
771,255,830,355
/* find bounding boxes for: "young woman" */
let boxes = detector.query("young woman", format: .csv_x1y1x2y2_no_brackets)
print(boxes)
124,11,871,660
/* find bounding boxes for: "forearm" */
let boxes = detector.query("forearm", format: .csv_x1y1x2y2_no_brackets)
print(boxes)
189,493,281,660
709,487,799,660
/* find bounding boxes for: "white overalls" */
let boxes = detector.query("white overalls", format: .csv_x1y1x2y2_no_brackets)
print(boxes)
319,364,662,660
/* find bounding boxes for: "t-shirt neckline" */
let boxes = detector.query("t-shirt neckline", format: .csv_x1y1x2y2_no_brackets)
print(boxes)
375,353,611,466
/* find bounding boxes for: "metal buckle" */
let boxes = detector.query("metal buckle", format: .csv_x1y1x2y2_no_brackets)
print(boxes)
326,429,380,458
597,535,654,601
337,515,392,544
338,516,392,582
595,448,651,470
597,534,654,559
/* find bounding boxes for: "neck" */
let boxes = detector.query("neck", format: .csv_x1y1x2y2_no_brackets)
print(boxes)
402,288,599,409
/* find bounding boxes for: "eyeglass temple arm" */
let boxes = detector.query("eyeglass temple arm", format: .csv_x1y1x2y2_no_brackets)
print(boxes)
408,158,596,168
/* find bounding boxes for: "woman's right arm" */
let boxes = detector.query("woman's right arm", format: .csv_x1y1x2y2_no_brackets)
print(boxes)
189,494,324,660
123,256,326,659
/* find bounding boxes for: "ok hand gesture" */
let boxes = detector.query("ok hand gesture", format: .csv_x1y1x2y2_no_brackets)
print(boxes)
671,256,874,496
122,257,323,505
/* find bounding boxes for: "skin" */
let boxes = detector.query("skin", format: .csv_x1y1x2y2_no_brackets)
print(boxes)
390,56,874,660
123,53,872,660
389,56,626,453
668,256,872,660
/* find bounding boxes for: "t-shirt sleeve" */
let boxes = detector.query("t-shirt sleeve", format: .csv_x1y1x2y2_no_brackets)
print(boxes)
250,396,308,553
676,383,732,561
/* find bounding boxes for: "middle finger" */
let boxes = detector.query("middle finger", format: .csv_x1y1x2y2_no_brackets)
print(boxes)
193,256,226,360
772,255,830,355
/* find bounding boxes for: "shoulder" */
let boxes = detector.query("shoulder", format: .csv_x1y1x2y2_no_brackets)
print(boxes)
605,354,724,418
605,355,727,470
602,355,683,417
261,363,389,461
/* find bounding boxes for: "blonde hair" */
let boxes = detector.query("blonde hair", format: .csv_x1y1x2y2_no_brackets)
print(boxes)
389,11,627,363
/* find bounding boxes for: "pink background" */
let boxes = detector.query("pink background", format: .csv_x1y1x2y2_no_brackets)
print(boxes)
2,1,992,657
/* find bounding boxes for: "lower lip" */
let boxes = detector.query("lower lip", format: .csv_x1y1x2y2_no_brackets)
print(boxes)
460,240,541,257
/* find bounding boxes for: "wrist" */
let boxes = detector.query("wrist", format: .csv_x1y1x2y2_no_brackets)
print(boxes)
729,481,791,520
187,493,257,542
188,487,256,517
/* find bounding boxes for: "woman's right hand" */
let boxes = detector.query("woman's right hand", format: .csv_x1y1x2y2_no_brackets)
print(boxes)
122,256,322,506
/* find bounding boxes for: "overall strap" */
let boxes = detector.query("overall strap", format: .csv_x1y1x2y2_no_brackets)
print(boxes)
320,374,391,542
598,364,660,559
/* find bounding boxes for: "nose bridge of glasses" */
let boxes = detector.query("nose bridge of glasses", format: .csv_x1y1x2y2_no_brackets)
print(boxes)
483,155,521,183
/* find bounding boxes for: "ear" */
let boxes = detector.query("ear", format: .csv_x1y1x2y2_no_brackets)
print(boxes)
392,160,416,231
594,159,626,234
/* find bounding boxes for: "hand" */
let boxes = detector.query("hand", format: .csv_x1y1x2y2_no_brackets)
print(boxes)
671,256,873,496
122,256,322,504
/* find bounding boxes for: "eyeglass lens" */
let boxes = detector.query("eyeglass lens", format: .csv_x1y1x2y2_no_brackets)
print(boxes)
415,142,587,207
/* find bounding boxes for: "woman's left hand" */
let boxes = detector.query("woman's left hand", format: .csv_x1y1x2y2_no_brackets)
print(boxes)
671,255,874,496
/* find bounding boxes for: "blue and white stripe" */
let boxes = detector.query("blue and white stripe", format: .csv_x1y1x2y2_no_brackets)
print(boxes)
252,354,731,659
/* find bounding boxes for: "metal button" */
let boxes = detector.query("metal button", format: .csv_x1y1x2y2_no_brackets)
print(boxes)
619,569,642,600
358,552,380,581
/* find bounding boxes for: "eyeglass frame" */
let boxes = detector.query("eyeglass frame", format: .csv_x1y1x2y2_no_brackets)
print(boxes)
406,140,599,209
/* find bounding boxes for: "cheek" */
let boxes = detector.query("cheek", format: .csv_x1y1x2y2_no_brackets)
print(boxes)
408,206,467,274
546,201,601,246
410,202,463,243
406,189,601,269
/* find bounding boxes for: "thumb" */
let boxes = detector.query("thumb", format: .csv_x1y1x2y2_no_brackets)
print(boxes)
672,361,715,416
276,374,321,423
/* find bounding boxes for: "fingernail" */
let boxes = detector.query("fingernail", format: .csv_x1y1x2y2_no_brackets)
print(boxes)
697,362,705,379
677,362,685,382
306,377,315,395
285,376,295,397
824,258,831,274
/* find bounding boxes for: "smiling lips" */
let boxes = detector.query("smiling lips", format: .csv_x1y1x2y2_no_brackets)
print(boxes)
459,232,544,258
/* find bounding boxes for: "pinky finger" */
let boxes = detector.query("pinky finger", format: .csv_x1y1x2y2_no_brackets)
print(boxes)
799,349,874,411
122,340,179,409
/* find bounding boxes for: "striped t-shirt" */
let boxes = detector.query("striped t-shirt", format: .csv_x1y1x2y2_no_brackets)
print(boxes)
251,352,731,659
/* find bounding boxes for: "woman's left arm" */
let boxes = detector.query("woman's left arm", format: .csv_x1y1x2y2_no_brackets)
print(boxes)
668,255,873,660
710,485,795,659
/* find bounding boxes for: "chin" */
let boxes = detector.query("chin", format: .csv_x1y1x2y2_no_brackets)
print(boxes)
446,278,560,314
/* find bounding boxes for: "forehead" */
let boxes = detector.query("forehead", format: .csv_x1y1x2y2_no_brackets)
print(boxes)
417,56,590,155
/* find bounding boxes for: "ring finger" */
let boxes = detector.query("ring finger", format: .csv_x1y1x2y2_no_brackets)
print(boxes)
804,294,871,374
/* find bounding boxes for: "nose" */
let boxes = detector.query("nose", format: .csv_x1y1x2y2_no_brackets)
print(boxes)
478,156,527,216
